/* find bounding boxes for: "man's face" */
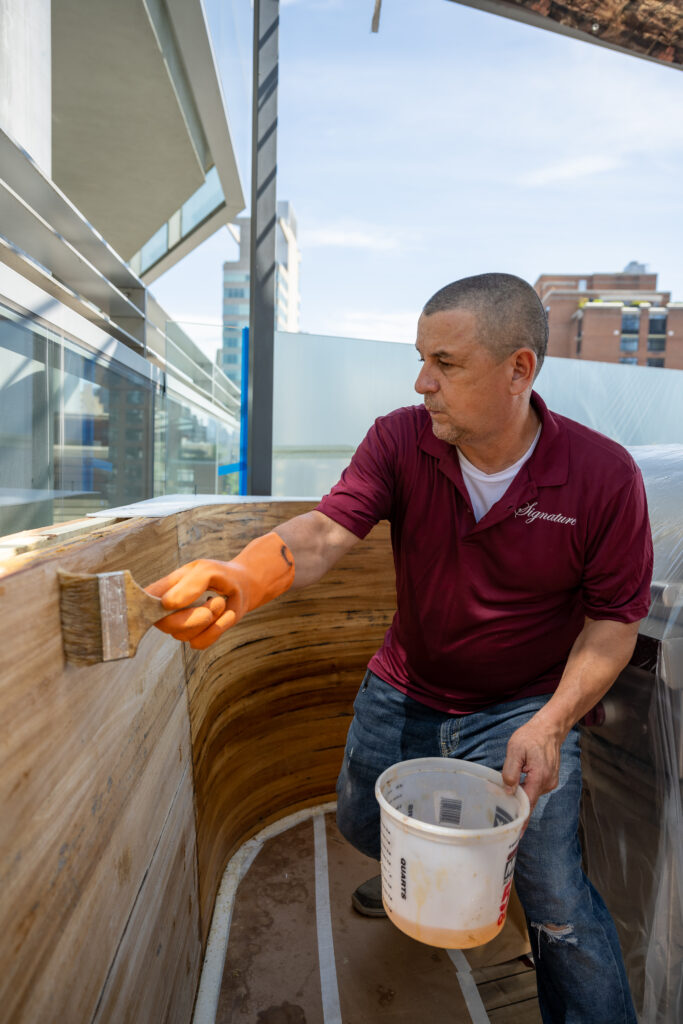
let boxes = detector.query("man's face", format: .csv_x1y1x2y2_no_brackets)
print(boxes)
414,308,514,447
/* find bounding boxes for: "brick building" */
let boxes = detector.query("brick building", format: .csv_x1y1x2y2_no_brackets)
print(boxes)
534,264,683,369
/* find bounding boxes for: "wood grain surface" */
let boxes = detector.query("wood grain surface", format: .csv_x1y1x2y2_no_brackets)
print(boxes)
0,502,398,1020
175,502,396,943
0,516,201,1023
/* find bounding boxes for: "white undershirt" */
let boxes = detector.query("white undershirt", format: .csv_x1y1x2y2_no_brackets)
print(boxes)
457,425,542,522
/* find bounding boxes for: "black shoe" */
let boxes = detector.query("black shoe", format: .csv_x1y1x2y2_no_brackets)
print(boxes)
351,874,387,917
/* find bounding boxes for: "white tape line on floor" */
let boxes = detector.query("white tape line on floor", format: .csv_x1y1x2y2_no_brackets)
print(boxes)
447,948,491,1024
314,812,343,1024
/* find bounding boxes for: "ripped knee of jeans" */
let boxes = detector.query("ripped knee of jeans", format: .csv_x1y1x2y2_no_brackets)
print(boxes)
530,921,578,957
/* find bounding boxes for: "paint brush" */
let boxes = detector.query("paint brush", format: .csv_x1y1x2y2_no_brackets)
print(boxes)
57,568,217,666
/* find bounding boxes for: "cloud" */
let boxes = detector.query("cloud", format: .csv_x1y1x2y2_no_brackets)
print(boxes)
310,309,419,343
518,154,623,187
303,222,410,251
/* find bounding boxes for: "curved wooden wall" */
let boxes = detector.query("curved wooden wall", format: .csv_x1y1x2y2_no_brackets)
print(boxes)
176,503,395,942
0,502,396,1021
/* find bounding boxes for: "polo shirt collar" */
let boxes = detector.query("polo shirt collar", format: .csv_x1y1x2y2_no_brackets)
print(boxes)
417,390,569,490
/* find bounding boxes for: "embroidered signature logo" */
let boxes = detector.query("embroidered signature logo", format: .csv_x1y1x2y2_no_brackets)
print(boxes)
514,501,577,526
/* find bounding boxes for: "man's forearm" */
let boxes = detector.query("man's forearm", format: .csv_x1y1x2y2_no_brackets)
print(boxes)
276,510,360,589
530,616,640,741
502,616,641,807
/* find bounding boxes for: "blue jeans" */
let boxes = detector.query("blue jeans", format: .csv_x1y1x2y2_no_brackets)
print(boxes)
336,670,637,1024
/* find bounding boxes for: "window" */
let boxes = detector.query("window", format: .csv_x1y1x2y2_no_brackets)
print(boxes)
649,313,667,335
647,337,666,353
647,358,665,368
621,311,640,334
620,337,638,353
224,288,246,299
139,223,169,274
619,357,638,365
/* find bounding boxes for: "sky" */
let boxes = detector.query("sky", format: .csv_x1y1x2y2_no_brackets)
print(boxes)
150,0,683,350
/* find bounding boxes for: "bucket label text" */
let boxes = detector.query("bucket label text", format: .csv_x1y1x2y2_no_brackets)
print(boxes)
496,840,519,926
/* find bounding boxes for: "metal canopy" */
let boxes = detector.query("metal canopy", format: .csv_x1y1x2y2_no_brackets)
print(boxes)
51,0,245,263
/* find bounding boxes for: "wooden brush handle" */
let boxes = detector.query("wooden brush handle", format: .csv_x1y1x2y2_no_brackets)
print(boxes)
118,571,221,658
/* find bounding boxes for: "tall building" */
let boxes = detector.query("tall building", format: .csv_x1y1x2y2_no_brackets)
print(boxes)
535,265,683,369
219,201,300,385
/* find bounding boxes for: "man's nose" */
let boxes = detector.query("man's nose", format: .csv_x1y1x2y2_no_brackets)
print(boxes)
415,363,437,394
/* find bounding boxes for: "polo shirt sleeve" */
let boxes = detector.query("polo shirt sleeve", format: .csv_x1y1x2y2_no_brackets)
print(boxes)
581,466,653,623
316,416,398,539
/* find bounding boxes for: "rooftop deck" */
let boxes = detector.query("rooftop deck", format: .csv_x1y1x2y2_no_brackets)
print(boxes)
207,808,539,1024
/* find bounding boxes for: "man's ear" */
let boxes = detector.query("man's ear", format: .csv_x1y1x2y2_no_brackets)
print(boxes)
510,348,536,393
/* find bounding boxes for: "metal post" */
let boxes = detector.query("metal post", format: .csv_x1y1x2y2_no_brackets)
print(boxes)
247,0,279,495
239,326,249,495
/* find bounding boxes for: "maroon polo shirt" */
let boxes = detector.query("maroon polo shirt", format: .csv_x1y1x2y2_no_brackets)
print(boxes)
316,392,653,714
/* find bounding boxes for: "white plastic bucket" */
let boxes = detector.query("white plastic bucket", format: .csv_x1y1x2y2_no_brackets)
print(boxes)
375,757,530,949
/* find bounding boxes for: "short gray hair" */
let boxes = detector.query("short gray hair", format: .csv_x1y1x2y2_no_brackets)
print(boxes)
422,273,548,378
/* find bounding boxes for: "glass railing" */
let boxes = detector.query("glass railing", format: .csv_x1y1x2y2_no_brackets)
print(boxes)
0,302,155,535
0,303,242,536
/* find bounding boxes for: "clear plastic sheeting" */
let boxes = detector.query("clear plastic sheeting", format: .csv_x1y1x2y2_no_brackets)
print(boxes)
581,445,683,1024
272,331,683,498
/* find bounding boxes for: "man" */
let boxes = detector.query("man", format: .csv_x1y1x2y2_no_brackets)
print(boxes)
148,274,652,1024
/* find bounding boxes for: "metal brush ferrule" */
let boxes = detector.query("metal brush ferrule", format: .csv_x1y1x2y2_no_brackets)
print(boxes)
98,572,130,661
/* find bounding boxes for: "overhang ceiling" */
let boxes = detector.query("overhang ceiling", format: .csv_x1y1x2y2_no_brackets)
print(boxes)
51,0,238,261
446,0,683,70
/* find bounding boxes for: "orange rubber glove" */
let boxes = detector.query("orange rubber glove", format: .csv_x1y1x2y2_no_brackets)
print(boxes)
145,531,295,650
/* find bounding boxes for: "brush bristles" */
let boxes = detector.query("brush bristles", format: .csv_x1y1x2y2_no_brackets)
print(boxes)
58,570,103,665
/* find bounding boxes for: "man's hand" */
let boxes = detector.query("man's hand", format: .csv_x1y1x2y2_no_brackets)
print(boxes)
145,532,295,650
146,558,250,649
502,720,563,814
501,617,640,814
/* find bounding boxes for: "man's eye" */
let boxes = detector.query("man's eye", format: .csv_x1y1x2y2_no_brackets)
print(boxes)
437,360,451,368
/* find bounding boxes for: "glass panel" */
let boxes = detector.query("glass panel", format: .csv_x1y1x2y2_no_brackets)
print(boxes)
648,313,667,335
216,419,240,495
619,357,638,365
620,337,639,353
0,301,154,536
55,341,153,521
180,166,224,236
203,0,252,199
647,358,665,368
155,391,238,497
0,307,56,535
139,222,169,274
621,311,640,334
647,337,666,353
